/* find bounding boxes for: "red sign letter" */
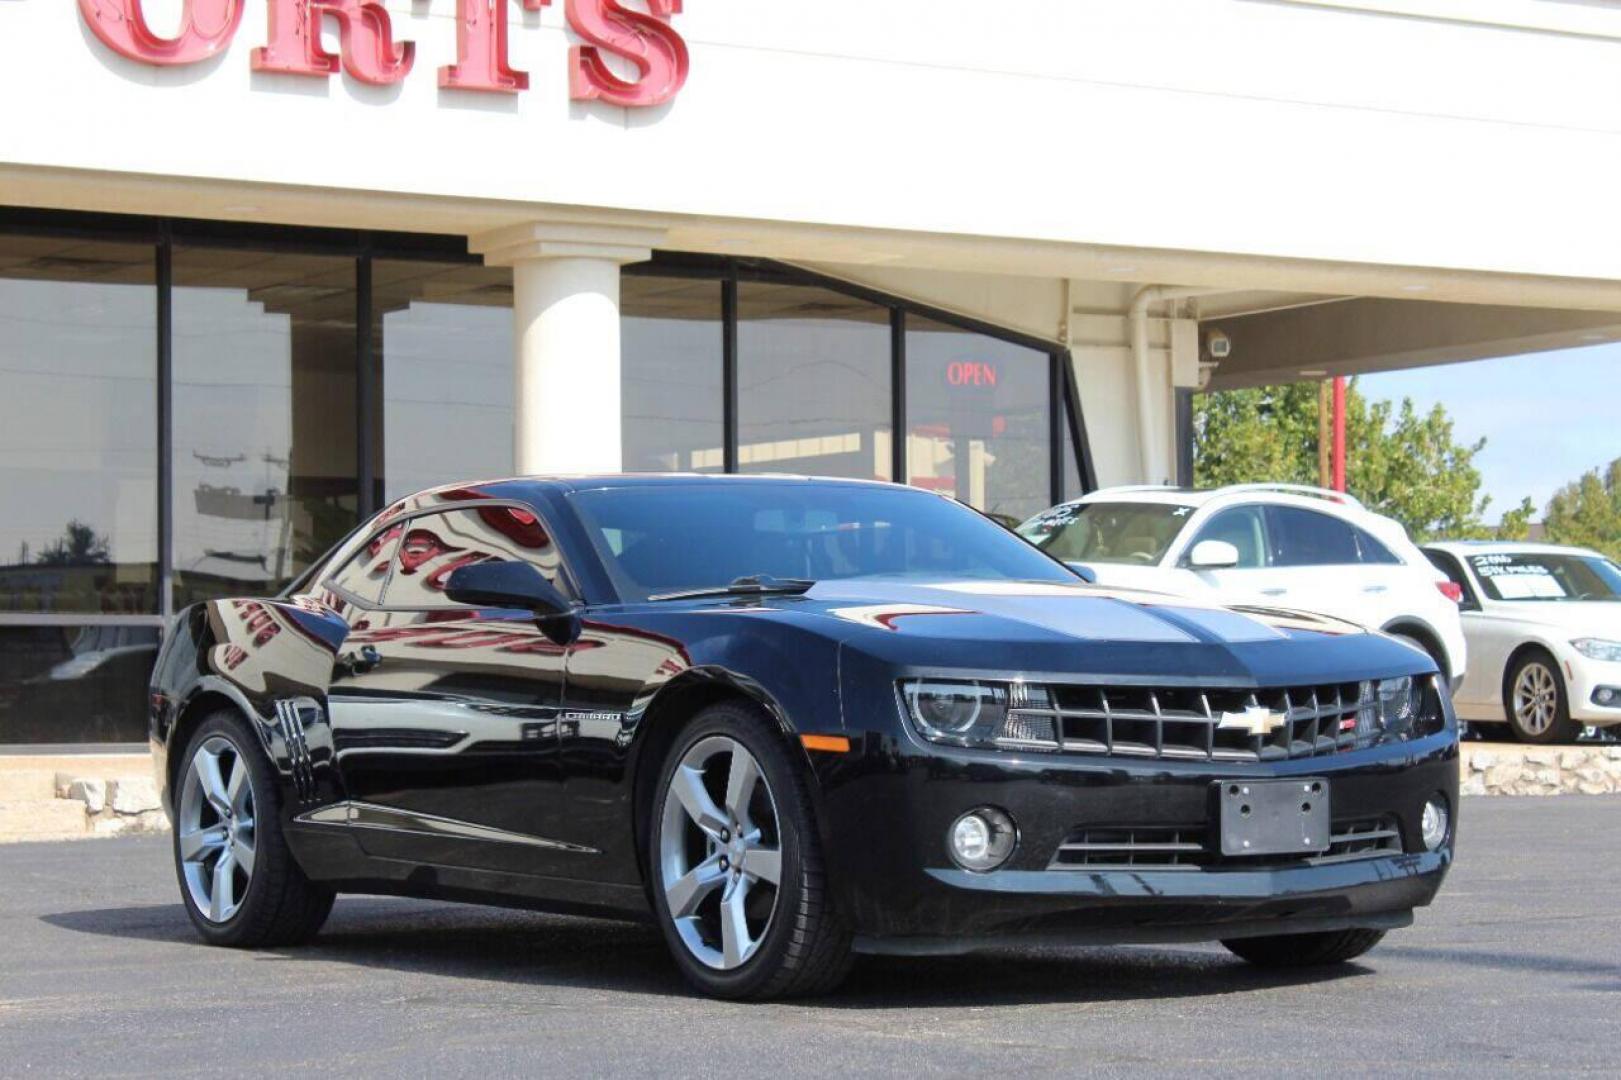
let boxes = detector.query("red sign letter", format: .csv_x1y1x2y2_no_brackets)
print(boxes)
78,0,244,65
440,0,551,93
251,0,415,86
566,0,688,108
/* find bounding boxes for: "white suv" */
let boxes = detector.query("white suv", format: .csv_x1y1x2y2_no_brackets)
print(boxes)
1018,484,1468,688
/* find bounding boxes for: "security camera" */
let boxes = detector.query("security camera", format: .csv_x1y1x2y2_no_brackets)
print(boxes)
1207,330,1232,360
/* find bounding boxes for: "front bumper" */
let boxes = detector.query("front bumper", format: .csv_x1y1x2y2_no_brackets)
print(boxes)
1565,655,1621,724
817,732,1458,952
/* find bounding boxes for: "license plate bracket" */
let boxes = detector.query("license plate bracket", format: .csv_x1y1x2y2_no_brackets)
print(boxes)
1217,778,1330,857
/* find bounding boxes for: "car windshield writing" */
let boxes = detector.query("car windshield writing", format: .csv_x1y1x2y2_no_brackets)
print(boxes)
1468,553,1621,602
1017,502,1194,565
569,484,1079,601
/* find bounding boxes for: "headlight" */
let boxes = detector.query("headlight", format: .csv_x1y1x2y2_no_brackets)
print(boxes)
901,679,1058,751
1572,638,1621,662
1370,675,1444,740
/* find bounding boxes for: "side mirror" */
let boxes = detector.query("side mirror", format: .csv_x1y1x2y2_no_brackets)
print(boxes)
444,560,579,644
1187,539,1241,570
1066,562,1098,584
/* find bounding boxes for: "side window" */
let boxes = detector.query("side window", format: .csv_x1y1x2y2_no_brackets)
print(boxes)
1424,549,1479,609
326,523,403,606
1188,506,1269,569
382,504,567,610
1267,506,1361,567
1354,527,1402,565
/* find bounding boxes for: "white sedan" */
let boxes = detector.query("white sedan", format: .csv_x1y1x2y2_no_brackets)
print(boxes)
1423,542,1621,743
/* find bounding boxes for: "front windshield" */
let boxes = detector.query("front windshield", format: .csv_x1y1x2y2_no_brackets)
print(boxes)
569,483,1080,602
1468,552,1621,602
1017,501,1195,565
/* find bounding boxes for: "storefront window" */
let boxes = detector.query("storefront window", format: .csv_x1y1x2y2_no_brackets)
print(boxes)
624,275,724,472
737,283,892,481
0,625,159,744
172,248,359,606
906,316,1052,525
374,259,515,503
0,237,157,613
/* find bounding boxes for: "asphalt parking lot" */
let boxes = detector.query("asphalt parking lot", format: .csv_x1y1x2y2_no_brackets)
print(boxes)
1,797,1617,1078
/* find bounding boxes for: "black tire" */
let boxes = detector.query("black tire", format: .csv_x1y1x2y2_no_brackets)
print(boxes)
647,702,853,999
1222,928,1387,967
172,709,334,947
1504,650,1578,744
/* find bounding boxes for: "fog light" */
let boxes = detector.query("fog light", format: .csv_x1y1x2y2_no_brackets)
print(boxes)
1595,687,1617,706
948,807,1017,872
1421,795,1450,851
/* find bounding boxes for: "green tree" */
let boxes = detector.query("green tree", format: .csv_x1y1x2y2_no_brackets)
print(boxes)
1492,496,1538,542
1194,379,1513,542
1543,458,1621,560
35,520,110,566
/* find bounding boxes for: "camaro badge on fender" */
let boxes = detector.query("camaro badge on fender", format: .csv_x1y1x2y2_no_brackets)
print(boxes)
1217,705,1289,736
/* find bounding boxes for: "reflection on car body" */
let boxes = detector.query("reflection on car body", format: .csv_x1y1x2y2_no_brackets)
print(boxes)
148,475,1458,999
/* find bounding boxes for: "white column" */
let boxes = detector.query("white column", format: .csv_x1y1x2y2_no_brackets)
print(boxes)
471,222,665,475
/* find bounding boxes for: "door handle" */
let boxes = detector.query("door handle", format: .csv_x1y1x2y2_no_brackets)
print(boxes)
339,645,382,675
1260,587,1288,596
1362,585,1389,594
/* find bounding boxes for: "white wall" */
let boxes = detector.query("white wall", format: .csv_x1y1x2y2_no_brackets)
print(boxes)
6,1,1621,282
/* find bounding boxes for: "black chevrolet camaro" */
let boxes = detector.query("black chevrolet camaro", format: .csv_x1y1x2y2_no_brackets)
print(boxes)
148,475,1457,998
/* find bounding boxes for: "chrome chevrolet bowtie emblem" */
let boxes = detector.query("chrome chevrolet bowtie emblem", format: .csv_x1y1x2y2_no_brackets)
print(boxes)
1217,705,1289,736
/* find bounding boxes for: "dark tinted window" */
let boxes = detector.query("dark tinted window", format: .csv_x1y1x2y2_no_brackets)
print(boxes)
1268,506,1360,567
383,506,567,609
569,483,1078,601
1355,528,1401,565
1189,506,1269,569
1425,548,1478,607
0,626,159,744
1466,552,1621,602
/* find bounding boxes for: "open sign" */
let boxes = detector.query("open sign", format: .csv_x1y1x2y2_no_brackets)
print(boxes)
946,361,998,388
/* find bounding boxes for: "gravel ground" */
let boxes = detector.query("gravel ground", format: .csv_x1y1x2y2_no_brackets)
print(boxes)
0,796,1617,1077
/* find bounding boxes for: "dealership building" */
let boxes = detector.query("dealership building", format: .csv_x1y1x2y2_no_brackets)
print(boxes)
2,0,1620,746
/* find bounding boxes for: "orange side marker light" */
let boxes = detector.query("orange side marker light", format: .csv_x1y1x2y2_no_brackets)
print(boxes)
800,734,851,753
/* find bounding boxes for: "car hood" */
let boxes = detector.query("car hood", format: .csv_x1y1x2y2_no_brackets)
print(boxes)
804,578,1347,643
1479,600,1621,637
773,579,1425,685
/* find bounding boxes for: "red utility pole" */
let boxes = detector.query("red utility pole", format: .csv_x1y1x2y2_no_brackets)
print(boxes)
1331,376,1347,492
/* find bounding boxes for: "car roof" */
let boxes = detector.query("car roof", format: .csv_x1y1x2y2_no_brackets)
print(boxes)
1424,540,1605,558
1065,485,1366,514
411,473,914,501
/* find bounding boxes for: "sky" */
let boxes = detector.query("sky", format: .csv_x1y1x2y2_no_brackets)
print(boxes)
1357,343,1620,525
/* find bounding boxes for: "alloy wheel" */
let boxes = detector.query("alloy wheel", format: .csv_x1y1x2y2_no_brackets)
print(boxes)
177,735,257,923
1513,662,1559,737
658,735,783,970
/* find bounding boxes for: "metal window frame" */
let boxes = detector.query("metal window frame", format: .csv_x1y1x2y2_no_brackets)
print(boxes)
0,210,1096,635
631,254,1094,499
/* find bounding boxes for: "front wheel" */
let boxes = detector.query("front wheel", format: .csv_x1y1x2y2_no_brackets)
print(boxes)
173,710,334,947
1223,928,1386,967
1505,651,1578,744
648,703,852,999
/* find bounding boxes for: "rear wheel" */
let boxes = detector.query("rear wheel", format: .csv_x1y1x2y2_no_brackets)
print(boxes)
1223,928,1386,967
648,703,852,999
173,710,333,947
1505,651,1577,744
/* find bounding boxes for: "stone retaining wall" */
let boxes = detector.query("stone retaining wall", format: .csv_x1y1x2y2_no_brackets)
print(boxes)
53,771,168,837
1460,743,1621,797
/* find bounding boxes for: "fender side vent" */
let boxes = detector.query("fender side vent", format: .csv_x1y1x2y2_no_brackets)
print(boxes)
273,698,319,803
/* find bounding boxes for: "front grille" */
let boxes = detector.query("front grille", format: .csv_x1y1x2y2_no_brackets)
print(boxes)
1049,816,1403,871
1011,682,1383,762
